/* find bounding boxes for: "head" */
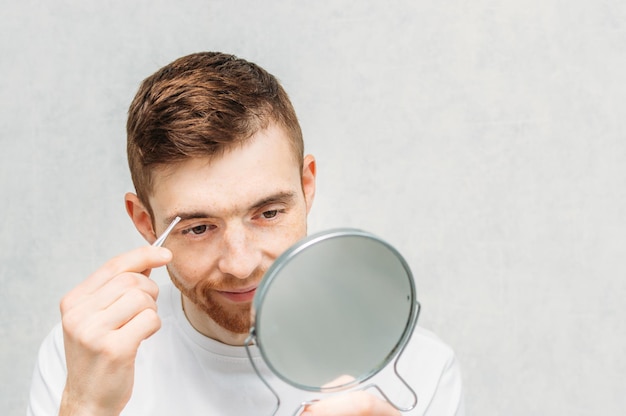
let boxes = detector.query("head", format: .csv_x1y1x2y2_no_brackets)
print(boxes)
124,52,316,344
127,52,304,214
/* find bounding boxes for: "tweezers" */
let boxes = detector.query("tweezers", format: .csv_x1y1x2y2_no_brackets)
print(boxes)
152,216,182,247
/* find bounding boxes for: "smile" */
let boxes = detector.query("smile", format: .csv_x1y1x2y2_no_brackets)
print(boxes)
217,286,257,303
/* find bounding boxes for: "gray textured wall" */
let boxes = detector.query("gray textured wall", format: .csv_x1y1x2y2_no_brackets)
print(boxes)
2,1,625,415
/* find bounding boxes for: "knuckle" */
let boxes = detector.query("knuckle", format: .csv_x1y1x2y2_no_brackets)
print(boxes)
59,294,73,314
61,310,78,331
115,272,141,288
115,272,158,298
63,316,99,349
126,287,156,308
142,309,162,330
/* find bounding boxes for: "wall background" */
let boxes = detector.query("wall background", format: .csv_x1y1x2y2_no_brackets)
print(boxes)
1,1,625,415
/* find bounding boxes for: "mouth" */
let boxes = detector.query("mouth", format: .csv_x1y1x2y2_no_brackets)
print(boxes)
217,286,257,303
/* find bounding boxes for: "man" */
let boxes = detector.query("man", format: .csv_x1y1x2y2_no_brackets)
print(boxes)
28,52,464,415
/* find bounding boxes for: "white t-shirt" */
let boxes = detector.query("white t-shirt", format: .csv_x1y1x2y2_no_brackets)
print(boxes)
28,283,465,415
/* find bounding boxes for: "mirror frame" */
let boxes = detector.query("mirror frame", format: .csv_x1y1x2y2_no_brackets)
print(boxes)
245,228,421,414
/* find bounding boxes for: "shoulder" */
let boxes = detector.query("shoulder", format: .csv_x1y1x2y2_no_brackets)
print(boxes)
401,326,465,415
409,326,456,363
27,323,67,415
402,325,460,386
35,322,67,369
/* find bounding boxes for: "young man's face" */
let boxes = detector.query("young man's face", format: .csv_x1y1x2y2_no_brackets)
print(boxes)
127,122,316,341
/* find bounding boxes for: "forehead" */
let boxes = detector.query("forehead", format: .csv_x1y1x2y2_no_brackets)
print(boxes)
148,124,302,219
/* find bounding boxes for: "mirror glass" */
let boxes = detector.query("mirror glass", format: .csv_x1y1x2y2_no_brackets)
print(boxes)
250,229,417,392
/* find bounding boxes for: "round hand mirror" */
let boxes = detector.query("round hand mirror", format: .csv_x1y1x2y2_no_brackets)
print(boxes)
245,229,421,414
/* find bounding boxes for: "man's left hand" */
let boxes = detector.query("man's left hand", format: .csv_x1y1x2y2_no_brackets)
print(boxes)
301,391,401,416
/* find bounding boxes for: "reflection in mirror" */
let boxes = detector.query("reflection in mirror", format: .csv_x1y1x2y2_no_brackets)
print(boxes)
245,229,420,414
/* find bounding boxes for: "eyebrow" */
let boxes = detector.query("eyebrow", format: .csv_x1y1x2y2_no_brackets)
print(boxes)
250,191,297,211
163,191,298,226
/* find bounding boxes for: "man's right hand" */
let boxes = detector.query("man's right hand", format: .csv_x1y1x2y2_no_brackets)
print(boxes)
58,246,172,416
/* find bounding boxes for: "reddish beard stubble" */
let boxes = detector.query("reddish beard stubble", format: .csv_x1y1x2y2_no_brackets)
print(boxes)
167,266,264,334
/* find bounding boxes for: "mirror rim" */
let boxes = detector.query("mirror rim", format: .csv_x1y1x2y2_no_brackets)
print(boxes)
249,228,419,392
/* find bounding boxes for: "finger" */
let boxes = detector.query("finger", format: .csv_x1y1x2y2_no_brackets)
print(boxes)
61,272,159,337
74,308,162,362
321,374,356,389
114,307,162,349
92,272,160,310
61,281,159,341
302,391,400,416
62,246,171,309
95,287,159,331
90,246,172,288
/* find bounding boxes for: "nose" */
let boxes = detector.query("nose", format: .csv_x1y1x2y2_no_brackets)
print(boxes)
217,223,262,279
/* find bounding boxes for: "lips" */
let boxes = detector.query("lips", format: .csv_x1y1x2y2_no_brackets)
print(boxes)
217,286,257,303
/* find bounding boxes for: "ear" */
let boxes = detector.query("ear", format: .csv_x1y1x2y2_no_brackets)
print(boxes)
125,192,157,244
301,154,316,214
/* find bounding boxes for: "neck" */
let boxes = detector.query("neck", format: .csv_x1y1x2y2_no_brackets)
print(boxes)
181,295,250,346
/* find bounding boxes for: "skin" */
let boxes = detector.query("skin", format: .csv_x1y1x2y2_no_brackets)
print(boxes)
59,122,399,415
127,122,316,345
60,246,170,416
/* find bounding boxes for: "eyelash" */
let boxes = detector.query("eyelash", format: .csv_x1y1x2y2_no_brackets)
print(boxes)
181,224,215,236
178,208,287,238
258,208,286,221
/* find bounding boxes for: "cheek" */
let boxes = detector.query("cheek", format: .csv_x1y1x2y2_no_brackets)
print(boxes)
271,219,308,256
169,248,217,284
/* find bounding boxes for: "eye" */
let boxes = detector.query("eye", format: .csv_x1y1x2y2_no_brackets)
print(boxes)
182,224,209,235
262,210,279,219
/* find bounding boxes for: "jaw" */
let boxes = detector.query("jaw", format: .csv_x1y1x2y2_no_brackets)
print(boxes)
180,292,253,346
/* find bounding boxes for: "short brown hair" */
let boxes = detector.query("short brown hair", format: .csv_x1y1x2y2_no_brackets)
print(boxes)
127,52,303,209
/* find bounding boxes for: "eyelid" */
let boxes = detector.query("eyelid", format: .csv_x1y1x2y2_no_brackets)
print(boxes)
258,202,281,211
255,205,286,220
179,220,218,234
178,217,215,226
